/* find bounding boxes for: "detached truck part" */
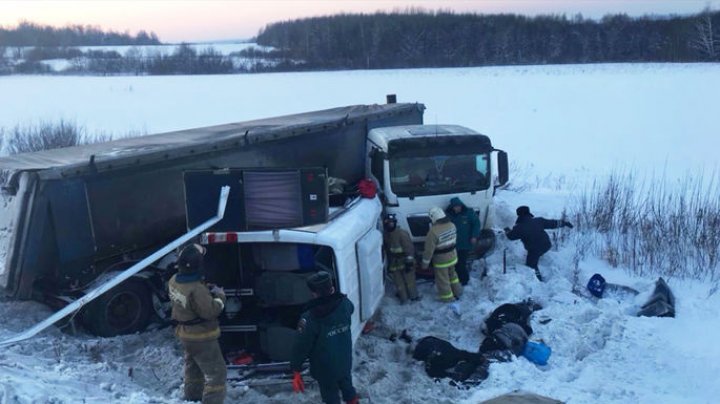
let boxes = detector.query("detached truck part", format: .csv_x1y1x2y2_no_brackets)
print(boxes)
0,187,229,347
184,169,384,366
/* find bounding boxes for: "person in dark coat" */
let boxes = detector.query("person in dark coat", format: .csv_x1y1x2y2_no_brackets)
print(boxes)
446,197,480,286
504,206,573,281
290,271,359,404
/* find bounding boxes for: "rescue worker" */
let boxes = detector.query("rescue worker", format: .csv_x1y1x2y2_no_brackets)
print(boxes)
446,197,480,286
168,243,227,404
422,207,463,302
504,206,573,281
382,213,419,303
290,271,359,404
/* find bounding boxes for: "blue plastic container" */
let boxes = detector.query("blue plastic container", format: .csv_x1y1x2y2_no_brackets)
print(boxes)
522,341,551,365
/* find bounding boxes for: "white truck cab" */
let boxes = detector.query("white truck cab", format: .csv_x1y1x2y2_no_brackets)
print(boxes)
366,124,509,252
199,196,384,363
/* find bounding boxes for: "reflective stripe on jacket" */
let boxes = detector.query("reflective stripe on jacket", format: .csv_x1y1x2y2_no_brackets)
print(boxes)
422,219,458,268
169,274,226,342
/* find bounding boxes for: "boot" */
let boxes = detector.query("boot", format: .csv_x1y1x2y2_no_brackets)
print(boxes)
535,269,544,282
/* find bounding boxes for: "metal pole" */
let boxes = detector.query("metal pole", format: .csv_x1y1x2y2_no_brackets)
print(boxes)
503,248,507,274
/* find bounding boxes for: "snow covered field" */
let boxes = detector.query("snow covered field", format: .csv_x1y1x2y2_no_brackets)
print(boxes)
1,63,718,184
1,63,720,403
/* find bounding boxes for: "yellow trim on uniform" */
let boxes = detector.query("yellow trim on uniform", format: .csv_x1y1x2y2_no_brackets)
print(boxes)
450,277,460,284
205,384,226,393
438,291,454,300
433,257,458,268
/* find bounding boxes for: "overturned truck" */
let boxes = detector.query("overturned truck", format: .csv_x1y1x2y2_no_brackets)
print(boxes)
0,103,422,336
0,99,508,338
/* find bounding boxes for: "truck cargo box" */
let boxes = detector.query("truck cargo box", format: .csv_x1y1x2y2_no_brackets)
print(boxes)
0,103,424,299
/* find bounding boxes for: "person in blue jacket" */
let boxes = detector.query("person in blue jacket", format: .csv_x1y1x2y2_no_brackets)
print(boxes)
446,197,480,286
290,271,359,404
504,206,573,281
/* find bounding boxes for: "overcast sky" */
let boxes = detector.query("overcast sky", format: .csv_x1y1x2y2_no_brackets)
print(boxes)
1,1,718,43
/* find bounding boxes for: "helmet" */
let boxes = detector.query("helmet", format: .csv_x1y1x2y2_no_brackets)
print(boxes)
177,243,206,274
428,207,446,223
383,213,397,232
586,273,606,298
307,271,333,296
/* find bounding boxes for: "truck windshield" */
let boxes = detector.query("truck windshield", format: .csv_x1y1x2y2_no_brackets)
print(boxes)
389,153,490,197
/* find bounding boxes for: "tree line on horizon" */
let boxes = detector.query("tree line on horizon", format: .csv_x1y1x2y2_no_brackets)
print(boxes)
0,43,237,75
1,11,719,76
253,9,720,69
0,21,161,47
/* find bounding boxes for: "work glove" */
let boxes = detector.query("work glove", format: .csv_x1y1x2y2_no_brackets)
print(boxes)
562,221,574,229
404,261,415,273
292,371,305,393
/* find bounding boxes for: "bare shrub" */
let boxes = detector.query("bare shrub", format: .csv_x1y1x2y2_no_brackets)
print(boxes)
7,120,82,154
4,120,114,155
0,121,126,186
571,170,720,281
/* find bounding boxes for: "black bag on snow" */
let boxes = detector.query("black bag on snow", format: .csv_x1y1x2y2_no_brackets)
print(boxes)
479,322,529,359
638,277,675,318
482,300,540,337
413,336,489,383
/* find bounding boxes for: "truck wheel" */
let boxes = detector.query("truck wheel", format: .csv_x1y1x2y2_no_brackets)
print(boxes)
82,279,153,337
473,229,497,259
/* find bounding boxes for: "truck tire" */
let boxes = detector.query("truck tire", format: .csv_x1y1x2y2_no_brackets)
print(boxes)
82,279,153,337
472,229,497,259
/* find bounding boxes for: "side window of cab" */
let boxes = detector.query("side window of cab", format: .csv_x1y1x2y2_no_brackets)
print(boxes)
370,148,384,183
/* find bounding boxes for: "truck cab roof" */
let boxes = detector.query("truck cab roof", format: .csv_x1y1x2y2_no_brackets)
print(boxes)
367,124,486,150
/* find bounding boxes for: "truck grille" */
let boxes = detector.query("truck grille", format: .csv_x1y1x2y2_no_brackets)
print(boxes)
407,216,432,237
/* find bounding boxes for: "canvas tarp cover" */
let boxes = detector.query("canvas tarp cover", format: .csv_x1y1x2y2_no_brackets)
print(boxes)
0,103,424,182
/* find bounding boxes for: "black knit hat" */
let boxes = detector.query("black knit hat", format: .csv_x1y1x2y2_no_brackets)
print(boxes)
516,206,532,217
177,243,206,274
307,271,333,296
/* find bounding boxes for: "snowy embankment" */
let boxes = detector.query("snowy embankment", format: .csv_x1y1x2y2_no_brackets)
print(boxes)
1,63,720,403
2,190,719,404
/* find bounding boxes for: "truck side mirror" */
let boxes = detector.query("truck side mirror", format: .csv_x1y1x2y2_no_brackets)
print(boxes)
496,150,509,188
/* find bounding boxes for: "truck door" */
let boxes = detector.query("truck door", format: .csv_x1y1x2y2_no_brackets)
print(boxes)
355,228,384,321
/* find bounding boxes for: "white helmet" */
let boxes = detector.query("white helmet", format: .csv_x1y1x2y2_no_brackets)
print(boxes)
428,207,446,223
